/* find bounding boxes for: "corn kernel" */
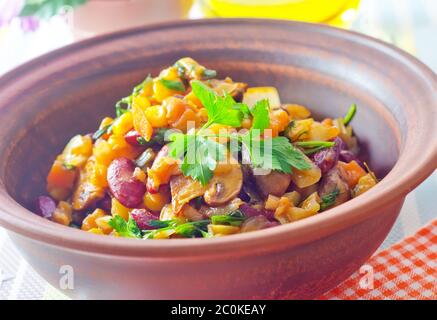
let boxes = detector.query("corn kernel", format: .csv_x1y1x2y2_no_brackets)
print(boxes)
82,208,106,231
111,197,130,220
145,105,168,128
95,215,114,235
88,228,104,235
112,112,133,136
282,104,311,120
208,224,240,236
144,191,169,212
52,201,73,226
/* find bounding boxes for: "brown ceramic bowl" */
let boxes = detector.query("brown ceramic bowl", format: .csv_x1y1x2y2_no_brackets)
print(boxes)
0,19,436,300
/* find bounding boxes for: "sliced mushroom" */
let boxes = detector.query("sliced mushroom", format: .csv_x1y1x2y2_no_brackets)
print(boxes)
208,78,248,102
170,175,206,214
204,163,243,206
253,170,292,199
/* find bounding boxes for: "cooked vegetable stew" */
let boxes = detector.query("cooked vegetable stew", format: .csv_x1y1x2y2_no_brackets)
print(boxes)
37,58,378,239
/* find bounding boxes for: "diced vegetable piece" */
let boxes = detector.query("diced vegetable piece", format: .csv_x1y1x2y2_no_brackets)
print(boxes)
34,195,56,219
283,191,301,206
253,170,292,198
47,158,77,200
72,156,106,210
131,96,153,141
180,204,205,221
107,157,147,208
281,104,311,120
269,109,290,136
239,203,275,221
112,112,133,136
130,208,159,230
286,118,313,141
145,105,168,128
51,201,72,226
337,160,367,188
144,190,170,212
111,197,130,221
208,224,240,236
242,87,281,109
62,134,93,168
88,228,104,235
290,154,322,188
95,215,114,234
307,122,340,141
81,208,106,231
352,173,377,197
147,145,180,193
300,192,321,212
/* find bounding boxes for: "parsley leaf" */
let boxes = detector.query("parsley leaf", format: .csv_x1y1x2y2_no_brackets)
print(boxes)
191,80,243,127
114,75,152,116
250,99,270,130
108,215,142,238
169,133,225,185
241,134,311,173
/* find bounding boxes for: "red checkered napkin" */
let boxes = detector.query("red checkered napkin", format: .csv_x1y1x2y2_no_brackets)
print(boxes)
319,219,437,300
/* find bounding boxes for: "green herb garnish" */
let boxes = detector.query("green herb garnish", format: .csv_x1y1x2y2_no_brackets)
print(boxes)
92,124,112,140
143,220,210,239
343,103,357,125
168,80,310,185
20,0,86,19
108,215,142,238
161,79,185,92
114,75,152,117
320,188,340,211
211,210,246,226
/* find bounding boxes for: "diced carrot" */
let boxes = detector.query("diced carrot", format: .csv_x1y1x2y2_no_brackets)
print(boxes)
47,158,77,200
337,160,367,188
132,96,153,141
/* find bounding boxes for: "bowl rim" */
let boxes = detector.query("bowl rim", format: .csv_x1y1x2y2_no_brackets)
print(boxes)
0,18,436,257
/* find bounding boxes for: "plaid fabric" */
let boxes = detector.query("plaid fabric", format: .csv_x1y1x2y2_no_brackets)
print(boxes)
320,219,437,300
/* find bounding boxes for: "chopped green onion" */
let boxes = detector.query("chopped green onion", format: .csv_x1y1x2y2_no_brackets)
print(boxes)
320,188,340,211
92,124,112,140
201,68,217,80
343,103,357,125
295,141,335,148
135,148,155,168
160,79,185,92
211,210,246,226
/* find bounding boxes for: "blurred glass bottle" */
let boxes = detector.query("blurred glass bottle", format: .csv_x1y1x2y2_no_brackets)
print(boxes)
197,0,360,28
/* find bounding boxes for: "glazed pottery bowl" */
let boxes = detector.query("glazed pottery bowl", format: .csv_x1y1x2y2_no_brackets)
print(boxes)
0,19,435,299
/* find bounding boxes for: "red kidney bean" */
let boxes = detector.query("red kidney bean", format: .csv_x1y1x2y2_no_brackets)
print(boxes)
107,157,146,208
130,209,159,230
124,130,145,147
34,196,56,219
312,137,343,174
